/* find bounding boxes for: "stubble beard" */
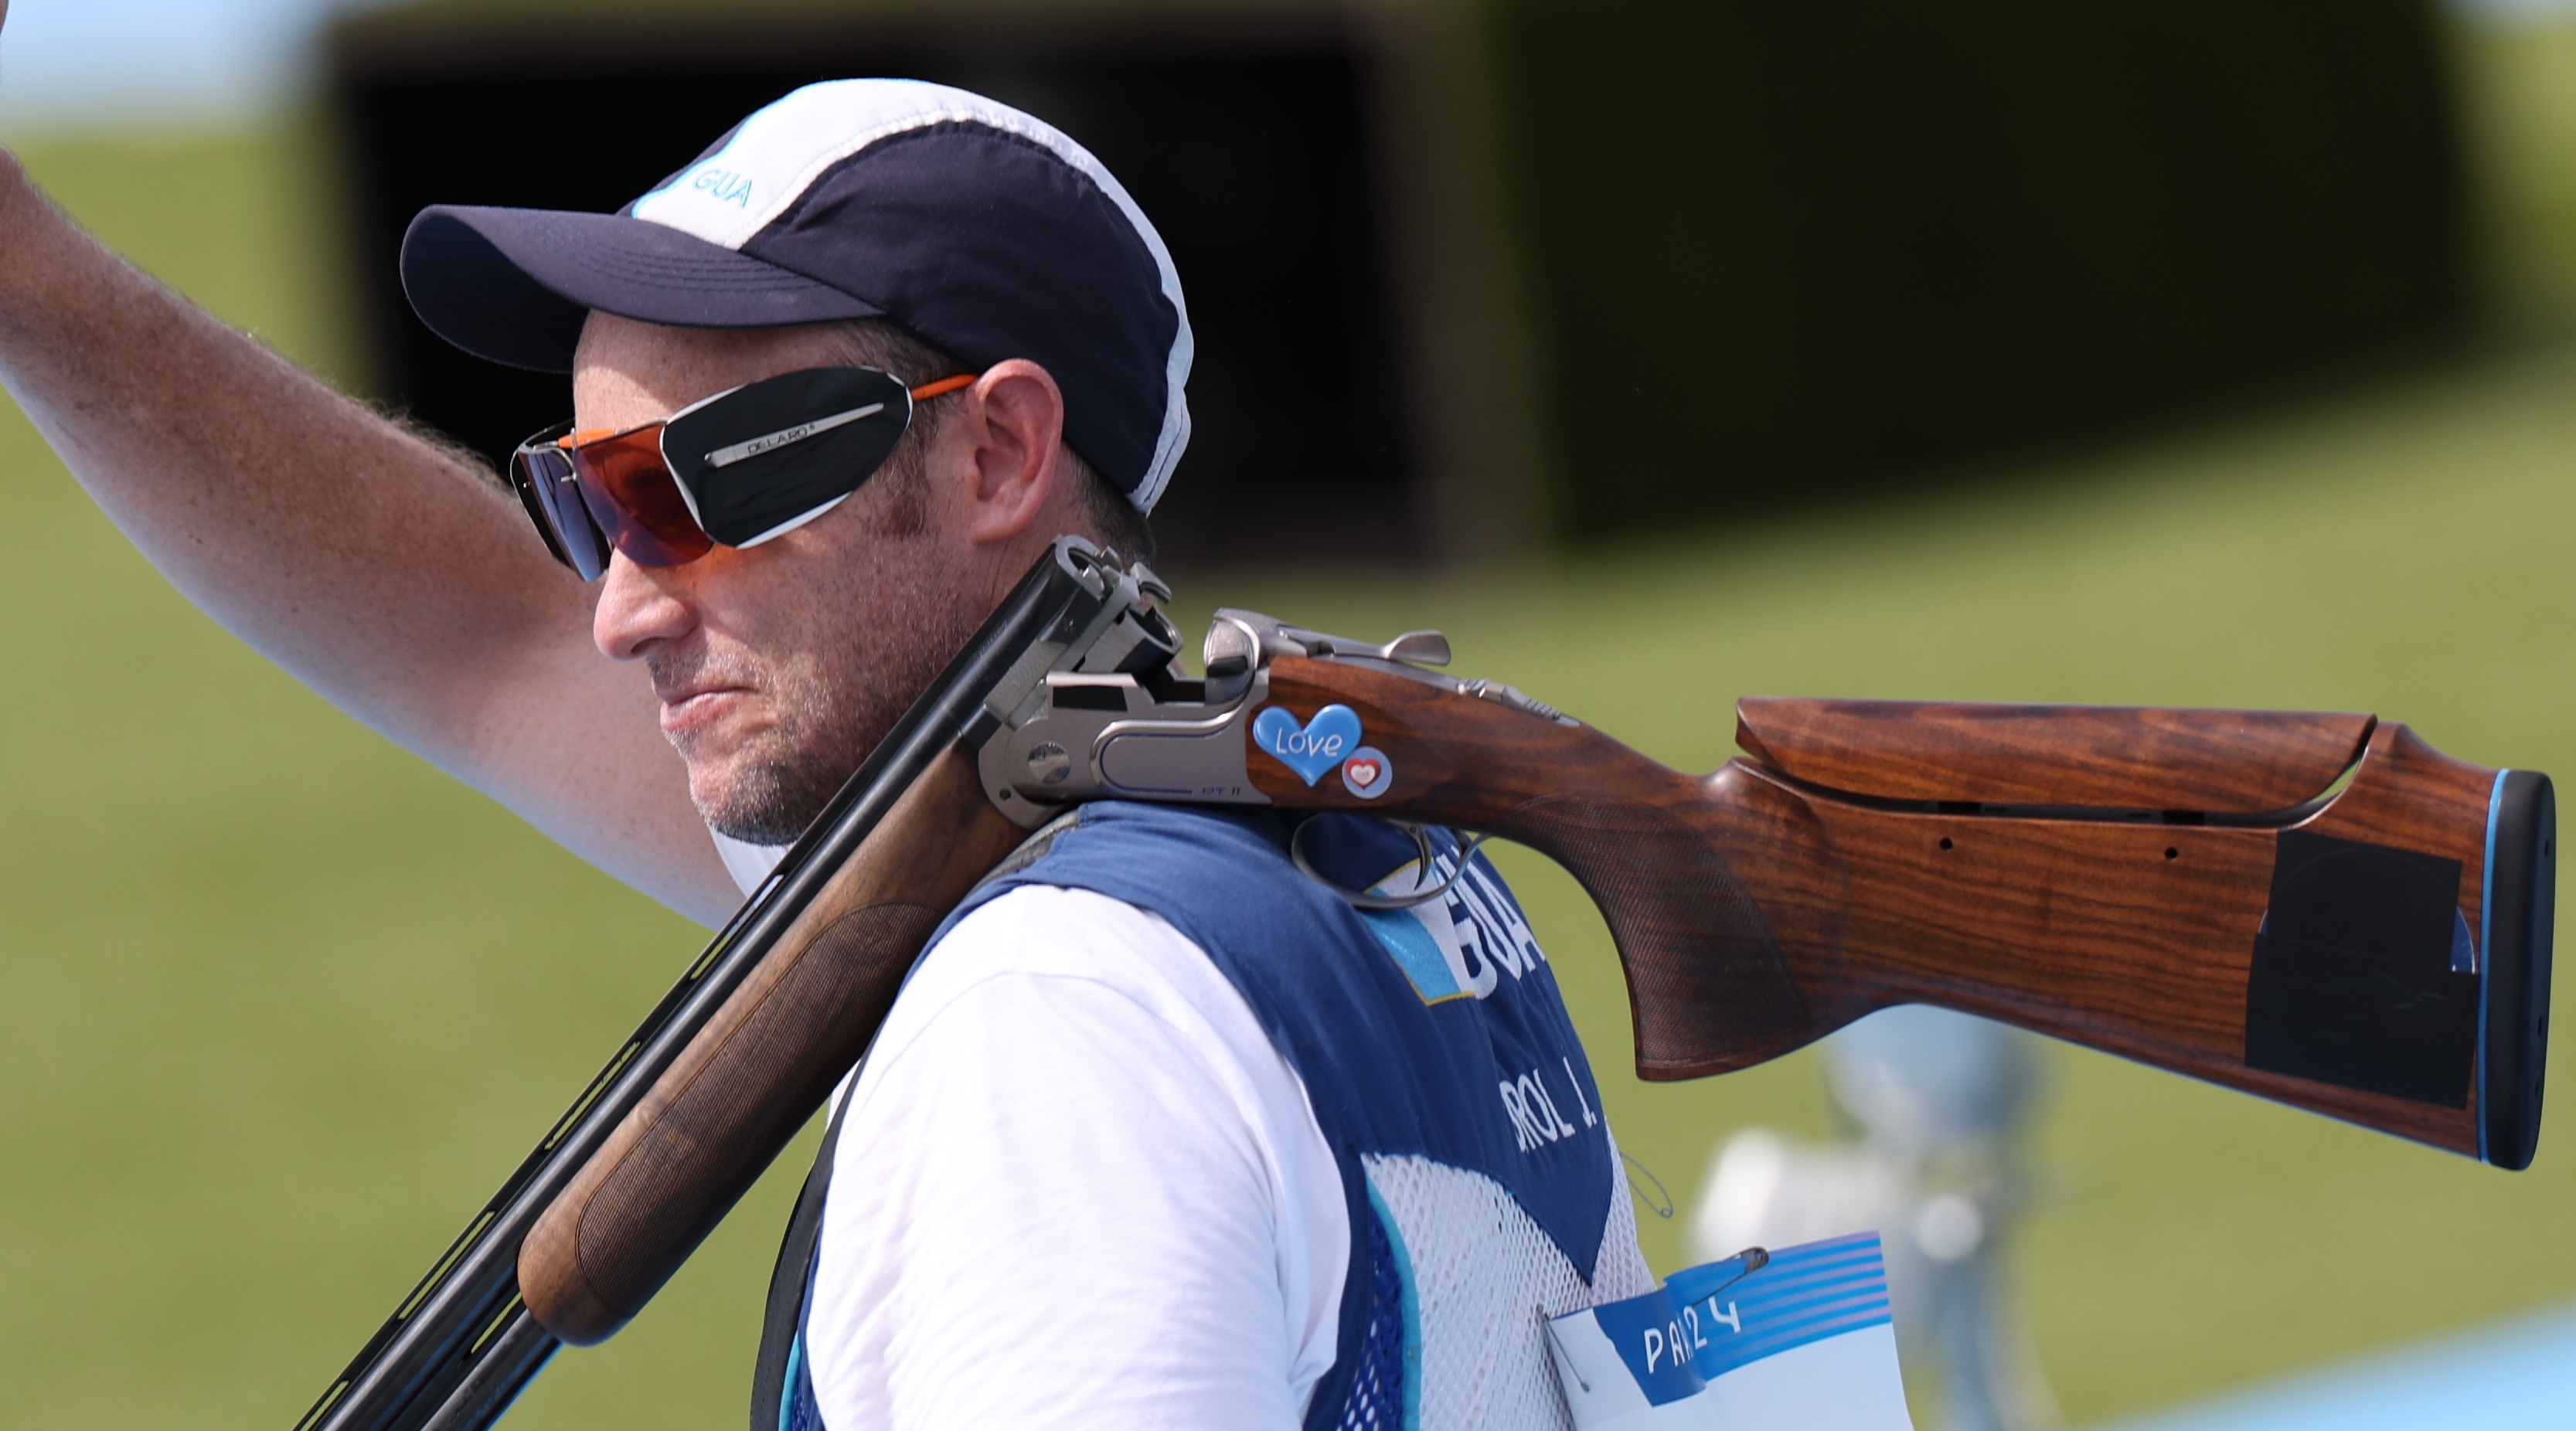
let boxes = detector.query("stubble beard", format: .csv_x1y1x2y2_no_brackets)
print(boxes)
662,587,979,848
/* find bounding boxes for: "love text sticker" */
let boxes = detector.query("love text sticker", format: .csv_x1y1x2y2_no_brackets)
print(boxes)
1252,705,1363,786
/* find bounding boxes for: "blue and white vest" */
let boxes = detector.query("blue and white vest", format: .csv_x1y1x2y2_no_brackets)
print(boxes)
752,803,1652,1430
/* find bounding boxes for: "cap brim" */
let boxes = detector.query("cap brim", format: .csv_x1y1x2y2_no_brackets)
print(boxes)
400,206,886,372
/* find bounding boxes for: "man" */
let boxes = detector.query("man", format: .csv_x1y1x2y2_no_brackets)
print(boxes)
0,63,1649,1429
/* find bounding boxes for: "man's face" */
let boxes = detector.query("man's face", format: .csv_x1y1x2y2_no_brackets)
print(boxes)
575,314,982,845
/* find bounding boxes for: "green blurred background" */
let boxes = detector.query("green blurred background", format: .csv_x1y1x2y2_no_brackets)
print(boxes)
2,11,2575,1431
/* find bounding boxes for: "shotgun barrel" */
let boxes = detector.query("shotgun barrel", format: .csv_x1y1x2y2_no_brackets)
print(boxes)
291,539,1172,1431
512,596,2554,1384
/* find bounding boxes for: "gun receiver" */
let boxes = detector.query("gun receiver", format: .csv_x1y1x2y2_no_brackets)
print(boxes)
298,539,2553,1431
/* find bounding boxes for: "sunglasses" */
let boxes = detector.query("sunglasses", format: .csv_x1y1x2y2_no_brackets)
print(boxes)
509,366,975,581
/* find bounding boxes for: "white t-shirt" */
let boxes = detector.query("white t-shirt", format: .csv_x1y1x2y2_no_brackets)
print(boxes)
718,840,1349,1428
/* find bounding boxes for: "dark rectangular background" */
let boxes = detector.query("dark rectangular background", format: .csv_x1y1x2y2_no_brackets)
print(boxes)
334,0,2472,557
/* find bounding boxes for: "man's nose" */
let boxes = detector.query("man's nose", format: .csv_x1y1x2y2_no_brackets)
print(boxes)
592,553,698,660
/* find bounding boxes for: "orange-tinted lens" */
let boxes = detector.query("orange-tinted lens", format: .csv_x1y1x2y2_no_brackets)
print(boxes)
569,427,714,569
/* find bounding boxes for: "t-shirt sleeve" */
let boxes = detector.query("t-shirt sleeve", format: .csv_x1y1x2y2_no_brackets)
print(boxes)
801,885,1347,1430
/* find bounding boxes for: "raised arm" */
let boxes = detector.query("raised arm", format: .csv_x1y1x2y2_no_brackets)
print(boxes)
0,148,738,923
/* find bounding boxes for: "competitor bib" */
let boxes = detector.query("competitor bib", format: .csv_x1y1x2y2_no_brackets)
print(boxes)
1549,1232,1914,1431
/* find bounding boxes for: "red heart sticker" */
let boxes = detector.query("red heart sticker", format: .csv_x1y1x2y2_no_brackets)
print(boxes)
1345,758,1383,789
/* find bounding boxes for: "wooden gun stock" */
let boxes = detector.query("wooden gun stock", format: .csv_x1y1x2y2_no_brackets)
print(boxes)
514,657,2554,1352
517,749,1022,1345
1250,661,2554,1170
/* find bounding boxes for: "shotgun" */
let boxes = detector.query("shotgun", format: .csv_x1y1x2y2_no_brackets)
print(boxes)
294,537,2554,1431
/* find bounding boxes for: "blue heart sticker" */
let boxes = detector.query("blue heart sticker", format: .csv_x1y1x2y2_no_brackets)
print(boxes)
1253,704,1364,786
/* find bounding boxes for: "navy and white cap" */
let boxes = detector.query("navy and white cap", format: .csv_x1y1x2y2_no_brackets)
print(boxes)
400,80,1193,512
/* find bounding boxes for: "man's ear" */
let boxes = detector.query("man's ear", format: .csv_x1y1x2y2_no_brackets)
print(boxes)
954,359,1067,544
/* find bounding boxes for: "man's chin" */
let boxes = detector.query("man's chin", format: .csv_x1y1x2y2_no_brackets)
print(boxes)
690,754,852,847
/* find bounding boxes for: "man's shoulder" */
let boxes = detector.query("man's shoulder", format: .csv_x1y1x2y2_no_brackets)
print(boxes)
1026,798,1293,872
978,801,1438,928
857,882,1316,1155
941,799,1314,936
907,801,1543,1045
909,882,1206,1002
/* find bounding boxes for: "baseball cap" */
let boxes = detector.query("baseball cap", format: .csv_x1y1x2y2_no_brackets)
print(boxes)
398,79,1193,512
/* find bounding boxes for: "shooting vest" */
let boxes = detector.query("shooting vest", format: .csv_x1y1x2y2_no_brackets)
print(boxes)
750,803,1653,1431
